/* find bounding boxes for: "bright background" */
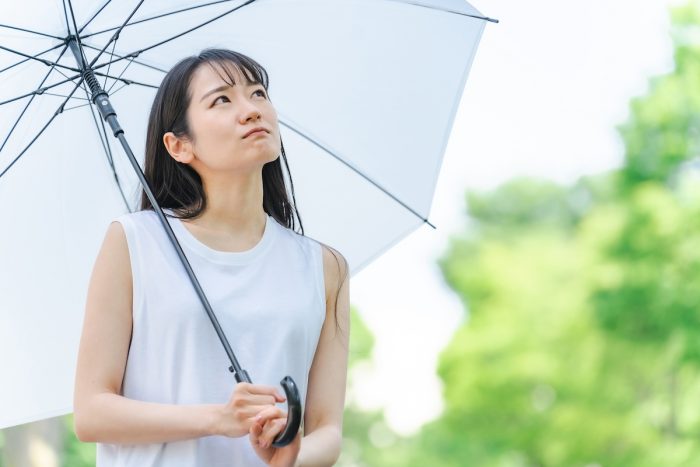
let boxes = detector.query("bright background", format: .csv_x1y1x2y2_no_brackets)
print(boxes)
350,0,680,435
2,1,692,465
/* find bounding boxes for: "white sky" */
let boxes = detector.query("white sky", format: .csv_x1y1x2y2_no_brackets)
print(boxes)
349,0,680,436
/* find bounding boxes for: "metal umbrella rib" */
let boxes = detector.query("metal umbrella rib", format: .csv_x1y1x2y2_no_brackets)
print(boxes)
1,0,438,228
0,0,496,438
0,0,143,180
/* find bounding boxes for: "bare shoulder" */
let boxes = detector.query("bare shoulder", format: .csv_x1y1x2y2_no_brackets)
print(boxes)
95,221,131,283
320,243,349,304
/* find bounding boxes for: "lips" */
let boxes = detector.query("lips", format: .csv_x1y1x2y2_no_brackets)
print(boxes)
243,127,269,138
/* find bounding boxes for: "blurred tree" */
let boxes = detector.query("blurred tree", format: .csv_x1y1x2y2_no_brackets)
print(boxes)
0,417,64,467
355,1,700,465
10,0,700,464
337,306,392,466
616,0,700,189
61,414,94,467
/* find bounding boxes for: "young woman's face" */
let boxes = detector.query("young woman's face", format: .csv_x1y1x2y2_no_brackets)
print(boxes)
183,61,280,175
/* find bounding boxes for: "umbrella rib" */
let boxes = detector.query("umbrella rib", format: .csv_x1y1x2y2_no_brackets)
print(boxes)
91,69,158,89
0,77,85,181
62,0,72,37
0,74,81,107
0,40,154,102
79,79,134,213
383,0,499,23
0,70,154,109
90,0,258,73
0,43,66,75
106,55,137,94
0,24,64,40
279,118,436,229
81,42,167,74
103,37,119,89
0,42,72,154
108,82,129,96
78,0,113,34
62,102,93,112
2,0,442,225
80,0,239,41
0,45,80,73
85,0,146,71
43,92,89,101
48,60,78,83
102,54,160,93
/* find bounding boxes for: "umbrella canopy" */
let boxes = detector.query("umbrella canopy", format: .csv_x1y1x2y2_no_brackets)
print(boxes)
0,0,495,429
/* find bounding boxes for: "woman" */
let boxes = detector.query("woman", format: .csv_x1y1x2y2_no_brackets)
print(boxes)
73,48,350,467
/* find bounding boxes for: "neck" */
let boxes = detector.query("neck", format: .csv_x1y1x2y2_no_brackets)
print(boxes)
190,169,267,238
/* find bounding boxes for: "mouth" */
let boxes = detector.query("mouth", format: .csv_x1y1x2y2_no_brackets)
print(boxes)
243,128,270,138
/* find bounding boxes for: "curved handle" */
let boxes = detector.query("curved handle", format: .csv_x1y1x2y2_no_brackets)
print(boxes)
271,376,302,447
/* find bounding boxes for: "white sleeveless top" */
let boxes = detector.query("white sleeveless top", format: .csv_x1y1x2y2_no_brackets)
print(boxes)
96,209,326,467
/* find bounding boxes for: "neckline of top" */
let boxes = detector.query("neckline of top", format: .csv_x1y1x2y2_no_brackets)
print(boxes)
160,209,277,265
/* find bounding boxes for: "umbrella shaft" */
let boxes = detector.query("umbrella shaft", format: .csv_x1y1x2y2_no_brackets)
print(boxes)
68,38,123,137
113,131,248,381
66,38,248,381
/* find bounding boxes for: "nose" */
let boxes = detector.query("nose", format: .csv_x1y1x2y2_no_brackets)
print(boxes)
239,99,262,124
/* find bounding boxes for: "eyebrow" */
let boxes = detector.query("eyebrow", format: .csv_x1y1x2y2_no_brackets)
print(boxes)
199,83,260,103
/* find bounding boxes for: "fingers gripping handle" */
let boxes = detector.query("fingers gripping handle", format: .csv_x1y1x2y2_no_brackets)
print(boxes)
272,376,302,447
231,369,301,447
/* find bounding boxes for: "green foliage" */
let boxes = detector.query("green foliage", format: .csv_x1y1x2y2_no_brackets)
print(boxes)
362,1,700,465
617,0,700,188
403,179,700,464
61,414,95,467
14,2,700,465
432,224,658,466
465,178,584,232
349,305,375,366
338,307,390,466
581,182,700,360
339,407,391,466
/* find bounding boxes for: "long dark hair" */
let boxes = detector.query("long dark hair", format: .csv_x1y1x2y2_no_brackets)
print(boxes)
140,48,348,331
140,48,301,231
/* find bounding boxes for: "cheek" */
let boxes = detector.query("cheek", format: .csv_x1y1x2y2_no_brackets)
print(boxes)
193,119,234,153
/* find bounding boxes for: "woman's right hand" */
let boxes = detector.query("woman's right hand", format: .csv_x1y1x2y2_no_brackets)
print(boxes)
215,382,287,438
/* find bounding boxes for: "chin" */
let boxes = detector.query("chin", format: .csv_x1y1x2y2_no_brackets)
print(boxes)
260,149,280,164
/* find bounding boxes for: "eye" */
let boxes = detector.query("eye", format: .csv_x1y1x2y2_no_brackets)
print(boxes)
254,89,267,98
213,95,230,105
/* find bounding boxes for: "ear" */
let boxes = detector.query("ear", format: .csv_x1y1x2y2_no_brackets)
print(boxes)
162,132,195,164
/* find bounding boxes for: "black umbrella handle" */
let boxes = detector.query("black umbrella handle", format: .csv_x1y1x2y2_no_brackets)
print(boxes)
234,370,301,447
272,376,302,447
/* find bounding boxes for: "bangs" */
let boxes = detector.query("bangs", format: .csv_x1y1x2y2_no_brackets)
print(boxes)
201,49,269,90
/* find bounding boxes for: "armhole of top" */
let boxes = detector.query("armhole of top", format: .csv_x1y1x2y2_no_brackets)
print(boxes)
112,215,142,323
314,241,327,321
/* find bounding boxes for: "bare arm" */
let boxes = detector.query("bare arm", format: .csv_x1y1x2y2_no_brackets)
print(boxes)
296,245,350,466
73,221,220,444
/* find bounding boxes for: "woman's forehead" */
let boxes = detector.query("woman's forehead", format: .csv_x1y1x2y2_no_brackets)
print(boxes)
195,61,257,88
